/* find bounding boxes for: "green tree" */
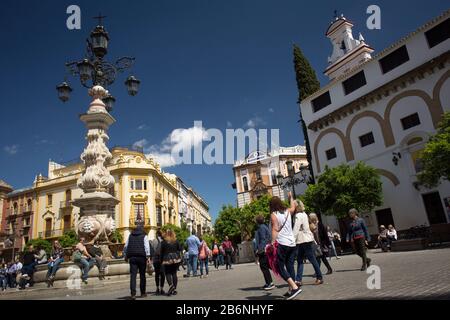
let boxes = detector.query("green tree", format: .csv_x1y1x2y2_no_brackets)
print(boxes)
58,229,78,248
161,223,190,247
302,162,383,218
293,44,321,184
25,238,52,255
109,229,124,244
417,112,450,188
214,205,241,243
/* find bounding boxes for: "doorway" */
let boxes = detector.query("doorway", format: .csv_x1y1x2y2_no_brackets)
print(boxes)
375,208,395,228
422,192,446,225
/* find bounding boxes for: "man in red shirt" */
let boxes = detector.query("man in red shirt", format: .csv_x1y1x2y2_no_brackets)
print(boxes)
221,236,234,270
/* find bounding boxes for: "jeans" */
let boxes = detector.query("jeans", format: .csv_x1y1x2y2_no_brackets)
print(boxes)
296,242,323,282
212,255,219,269
277,244,296,282
153,261,165,289
257,252,273,285
93,257,108,273
79,258,95,281
0,276,6,290
188,254,198,276
329,241,339,258
129,256,147,296
47,258,64,278
199,258,209,275
225,251,233,269
218,254,224,266
7,273,16,288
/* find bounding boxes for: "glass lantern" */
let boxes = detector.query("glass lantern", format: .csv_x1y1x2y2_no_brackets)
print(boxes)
286,160,294,177
90,26,109,58
56,81,72,102
102,94,116,112
77,59,93,82
125,76,140,96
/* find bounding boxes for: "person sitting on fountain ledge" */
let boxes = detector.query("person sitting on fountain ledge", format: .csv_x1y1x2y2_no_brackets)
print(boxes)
74,237,95,285
88,240,108,280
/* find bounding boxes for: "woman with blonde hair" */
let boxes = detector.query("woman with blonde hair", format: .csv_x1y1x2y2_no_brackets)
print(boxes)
309,213,333,275
292,201,323,286
161,229,183,296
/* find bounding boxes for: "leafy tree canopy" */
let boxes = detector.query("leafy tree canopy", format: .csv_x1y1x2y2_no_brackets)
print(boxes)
417,112,450,188
25,238,52,255
293,44,321,102
302,162,383,218
59,229,78,248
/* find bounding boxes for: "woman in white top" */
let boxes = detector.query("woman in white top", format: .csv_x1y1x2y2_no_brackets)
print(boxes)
292,201,323,286
387,225,398,248
270,192,302,300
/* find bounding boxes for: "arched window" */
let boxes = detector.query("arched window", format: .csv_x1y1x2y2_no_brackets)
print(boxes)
242,177,249,192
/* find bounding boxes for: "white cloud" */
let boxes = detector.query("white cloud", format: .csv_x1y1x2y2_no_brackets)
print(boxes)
269,108,275,113
137,124,148,130
226,121,233,128
4,145,19,155
244,116,266,128
133,124,209,168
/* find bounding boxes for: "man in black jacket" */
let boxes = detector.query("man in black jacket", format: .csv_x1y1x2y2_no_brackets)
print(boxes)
19,245,37,289
124,226,150,300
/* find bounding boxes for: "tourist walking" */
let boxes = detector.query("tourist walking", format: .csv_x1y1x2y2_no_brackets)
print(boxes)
161,229,183,296
346,209,372,271
222,236,234,270
88,241,108,280
150,229,166,295
211,241,220,270
269,193,302,300
309,214,333,275
46,240,65,287
327,226,340,260
198,238,210,278
0,263,7,291
218,245,225,266
254,214,274,290
124,226,151,300
292,202,323,286
74,237,95,284
185,231,201,277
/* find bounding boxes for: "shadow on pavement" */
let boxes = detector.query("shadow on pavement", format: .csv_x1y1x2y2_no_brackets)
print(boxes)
334,269,361,273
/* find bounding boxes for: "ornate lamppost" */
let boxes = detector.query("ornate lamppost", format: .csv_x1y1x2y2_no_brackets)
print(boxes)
56,15,140,245
277,161,309,199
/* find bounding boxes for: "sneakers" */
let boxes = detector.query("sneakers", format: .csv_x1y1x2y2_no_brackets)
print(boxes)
283,290,291,297
263,283,275,291
286,287,302,300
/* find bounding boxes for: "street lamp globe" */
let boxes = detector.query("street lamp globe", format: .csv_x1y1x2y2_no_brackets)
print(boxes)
56,81,73,102
90,25,110,58
125,75,140,96
102,94,116,112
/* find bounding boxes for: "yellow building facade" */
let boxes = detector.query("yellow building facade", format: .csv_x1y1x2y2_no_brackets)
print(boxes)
31,147,189,242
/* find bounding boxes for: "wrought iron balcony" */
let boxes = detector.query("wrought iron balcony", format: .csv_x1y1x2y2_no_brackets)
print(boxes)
60,200,73,209
38,229,64,239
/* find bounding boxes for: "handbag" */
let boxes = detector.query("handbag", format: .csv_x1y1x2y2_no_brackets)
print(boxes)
72,250,82,262
312,242,322,257
146,261,154,275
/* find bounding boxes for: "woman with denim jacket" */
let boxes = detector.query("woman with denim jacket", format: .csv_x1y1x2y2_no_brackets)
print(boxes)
346,209,372,271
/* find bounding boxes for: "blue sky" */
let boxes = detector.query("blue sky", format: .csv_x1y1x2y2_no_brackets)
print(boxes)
1,0,449,220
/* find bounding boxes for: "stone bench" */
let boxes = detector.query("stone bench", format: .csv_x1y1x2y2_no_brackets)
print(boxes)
32,259,132,284
391,238,429,252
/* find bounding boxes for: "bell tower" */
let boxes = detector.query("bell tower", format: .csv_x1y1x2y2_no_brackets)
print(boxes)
324,13,374,80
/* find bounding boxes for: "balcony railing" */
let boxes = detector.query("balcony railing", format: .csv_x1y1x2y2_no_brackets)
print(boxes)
6,208,33,216
129,218,151,228
155,192,162,203
38,229,63,239
60,200,73,209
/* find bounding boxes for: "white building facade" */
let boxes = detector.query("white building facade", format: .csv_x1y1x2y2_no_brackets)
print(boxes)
300,11,450,235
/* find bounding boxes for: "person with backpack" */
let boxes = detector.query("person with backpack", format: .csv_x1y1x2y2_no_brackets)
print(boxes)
255,214,274,290
211,241,220,270
123,226,151,300
221,236,234,270
150,229,166,295
198,238,210,278
269,193,302,300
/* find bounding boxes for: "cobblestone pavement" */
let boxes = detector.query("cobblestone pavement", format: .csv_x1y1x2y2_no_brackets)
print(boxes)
1,248,450,300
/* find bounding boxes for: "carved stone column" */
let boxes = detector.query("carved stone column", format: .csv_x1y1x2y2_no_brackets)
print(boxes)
72,85,120,244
